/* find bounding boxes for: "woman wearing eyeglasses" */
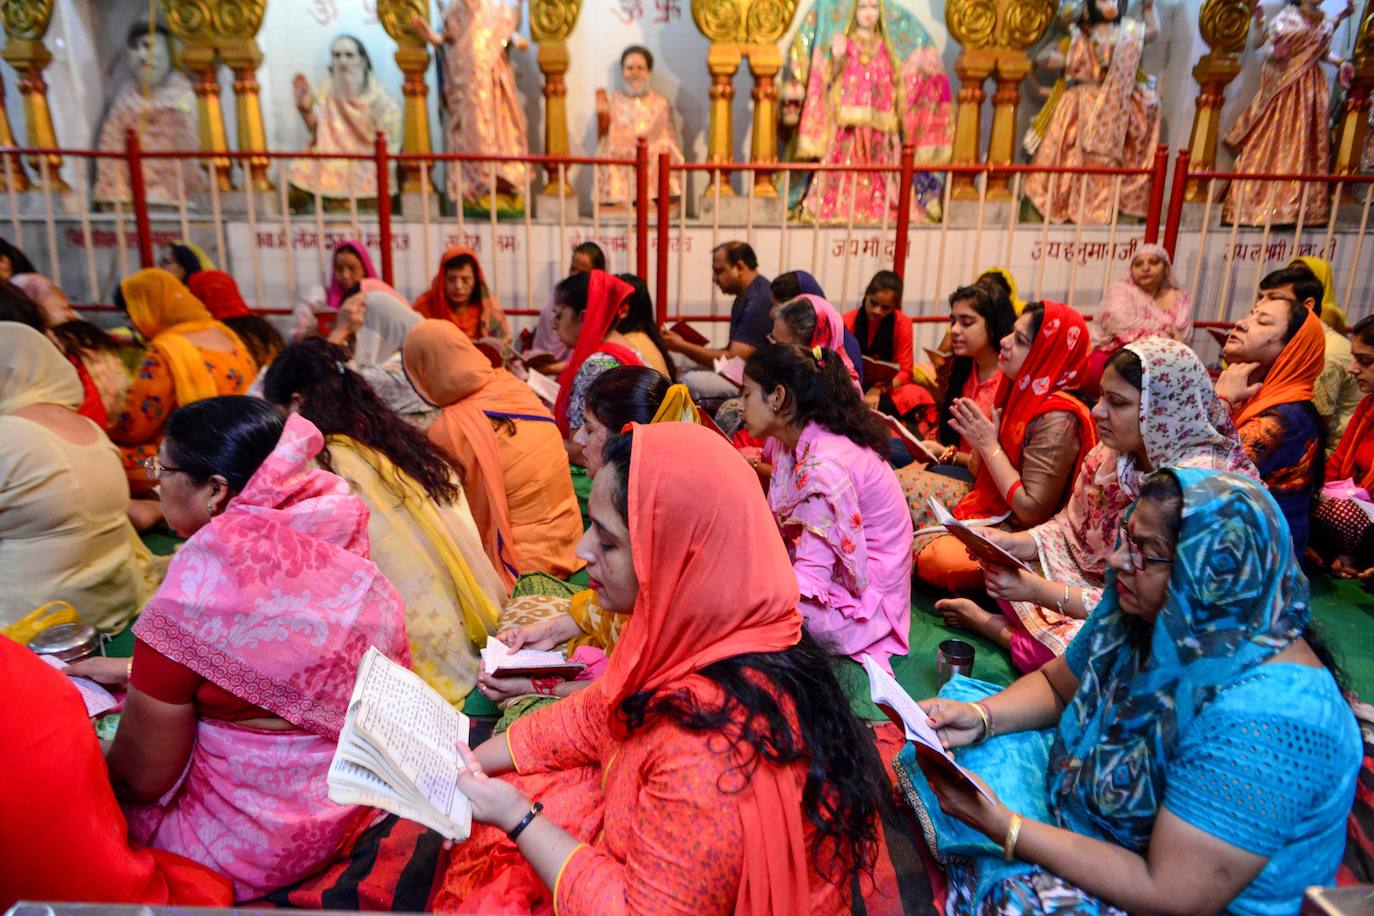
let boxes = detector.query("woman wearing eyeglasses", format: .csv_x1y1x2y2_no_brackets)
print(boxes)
939,338,1258,672
902,470,1360,915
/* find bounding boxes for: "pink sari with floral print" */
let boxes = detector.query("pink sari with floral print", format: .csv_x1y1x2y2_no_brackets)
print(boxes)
128,414,410,901
768,422,912,671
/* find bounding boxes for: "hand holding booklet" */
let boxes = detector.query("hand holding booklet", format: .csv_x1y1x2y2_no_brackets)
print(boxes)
861,654,996,803
482,638,585,680
870,409,942,463
923,497,1030,571
327,647,473,842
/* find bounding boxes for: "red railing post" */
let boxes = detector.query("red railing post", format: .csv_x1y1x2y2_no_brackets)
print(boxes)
655,151,671,326
1143,144,1169,244
635,138,650,279
892,144,915,280
125,129,154,268
375,132,394,286
1161,148,1190,258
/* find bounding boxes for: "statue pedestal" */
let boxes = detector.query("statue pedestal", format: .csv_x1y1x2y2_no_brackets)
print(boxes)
3,188,84,217
944,198,1015,227
400,189,443,220
220,189,282,217
697,191,786,225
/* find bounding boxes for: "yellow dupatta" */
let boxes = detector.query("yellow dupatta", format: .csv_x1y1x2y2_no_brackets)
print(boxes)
1294,256,1349,333
120,268,246,404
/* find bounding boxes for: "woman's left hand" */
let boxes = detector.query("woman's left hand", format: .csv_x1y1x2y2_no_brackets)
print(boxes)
949,399,1000,453
922,757,1009,839
455,742,532,833
983,561,1037,603
476,671,535,702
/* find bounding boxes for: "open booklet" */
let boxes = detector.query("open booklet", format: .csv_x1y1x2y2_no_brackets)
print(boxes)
39,655,117,718
327,647,473,842
871,409,943,464
862,654,996,803
916,497,1029,571
521,369,561,406
481,639,586,680
713,355,745,389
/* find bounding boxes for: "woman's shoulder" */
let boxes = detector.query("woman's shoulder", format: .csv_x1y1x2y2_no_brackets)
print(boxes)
1197,662,1359,753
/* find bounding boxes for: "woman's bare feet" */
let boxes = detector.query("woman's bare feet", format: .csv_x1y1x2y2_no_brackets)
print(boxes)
935,598,1013,649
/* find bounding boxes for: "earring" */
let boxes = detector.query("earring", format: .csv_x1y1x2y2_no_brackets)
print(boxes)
205,501,216,516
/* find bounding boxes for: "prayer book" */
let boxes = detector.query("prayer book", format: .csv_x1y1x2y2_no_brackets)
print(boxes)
922,497,1030,571
923,347,948,368
522,369,561,406
669,320,709,347
861,356,901,386
327,647,473,842
871,410,943,464
713,355,745,389
39,656,117,718
861,654,996,803
481,639,586,679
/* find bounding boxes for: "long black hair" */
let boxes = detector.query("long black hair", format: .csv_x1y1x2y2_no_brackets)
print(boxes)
599,430,886,884
940,283,1016,444
744,343,889,456
585,365,671,431
262,338,464,503
0,238,35,277
164,396,285,493
852,270,904,361
615,273,676,382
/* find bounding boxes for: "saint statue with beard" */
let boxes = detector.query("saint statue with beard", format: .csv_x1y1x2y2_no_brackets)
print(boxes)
94,22,205,207
594,45,683,207
287,35,402,201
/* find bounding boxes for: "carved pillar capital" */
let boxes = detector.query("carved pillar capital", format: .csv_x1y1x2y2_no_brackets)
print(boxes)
379,0,435,196
746,44,782,196
527,0,581,196
1185,0,1250,198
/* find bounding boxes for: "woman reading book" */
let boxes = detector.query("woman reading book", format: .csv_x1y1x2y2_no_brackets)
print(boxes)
435,422,887,913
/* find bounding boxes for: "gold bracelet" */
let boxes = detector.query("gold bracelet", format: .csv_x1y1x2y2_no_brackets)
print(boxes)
971,701,992,743
1003,812,1024,861
125,659,133,679
986,446,1004,463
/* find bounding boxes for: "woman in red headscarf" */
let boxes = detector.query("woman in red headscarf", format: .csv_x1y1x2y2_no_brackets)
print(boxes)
432,422,886,915
412,245,512,343
550,269,657,446
906,301,1096,592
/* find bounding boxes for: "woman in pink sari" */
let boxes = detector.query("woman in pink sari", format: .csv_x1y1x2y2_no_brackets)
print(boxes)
771,293,862,386
1081,243,1193,396
106,396,410,901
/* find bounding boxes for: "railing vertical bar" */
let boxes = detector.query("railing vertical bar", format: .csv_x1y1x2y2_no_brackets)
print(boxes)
1322,182,1340,264
1003,173,1020,269
1341,184,1372,314
1194,178,1216,321
592,167,602,265
524,163,534,317
745,170,755,250
971,170,987,279
1102,175,1123,299
488,160,500,307
711,169,722,317
675,170,686,317
74,161,99,302
841,171,857,307
878,168,892,304
456,161,466,240
809,192,821,279
933,169,952,310
313,160,327,284
113,199,129,279
655,153,671,323
1067,176,1088,311
420,157,433,281
779,170,790,272
2,153,20,250
1216,180,1245,324
38,157,60,287
1035,173,1057,296
244,158,264,309
1250,182,1279,304
174,158,191,243
1290,183,1308,254
347,185,360,243
557,163,567,280
279,160,298,307
208,156,226,267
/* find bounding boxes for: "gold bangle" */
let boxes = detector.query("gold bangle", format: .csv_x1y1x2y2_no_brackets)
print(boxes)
125,659,133,679
971,701,992,743
986,446,1004,463
1004,812,1024,861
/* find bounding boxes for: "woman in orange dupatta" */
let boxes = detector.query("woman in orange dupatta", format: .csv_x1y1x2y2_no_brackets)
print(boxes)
110,268,256,495
412,245,512,342
915,301,1097,591
434,422,885,914
404,319,583,581
1313,316,1374,577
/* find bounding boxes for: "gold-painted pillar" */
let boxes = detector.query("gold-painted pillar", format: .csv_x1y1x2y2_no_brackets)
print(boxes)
1,0,66,190
949,52,993,200
530,0,582,195
747,45,781,197
220,39,272,190
179,43,233,191
987,54,1030,198
379,0,435,194
0,71,29,190
1333,1,1374,177
1185,0,1250,200
706,45,740,195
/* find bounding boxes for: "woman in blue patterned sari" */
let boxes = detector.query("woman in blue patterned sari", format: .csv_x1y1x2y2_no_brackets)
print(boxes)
900,470,1360,915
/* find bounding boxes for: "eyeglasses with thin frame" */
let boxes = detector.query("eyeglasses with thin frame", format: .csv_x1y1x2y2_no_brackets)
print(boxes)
1117,522,1172,572
141,456,187,481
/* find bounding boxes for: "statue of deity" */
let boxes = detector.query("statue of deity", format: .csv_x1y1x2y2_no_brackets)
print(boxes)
593,46,685,208
413,0,530,213
1222,0,1354,225
94,22,205,207
1024,0,1161,224
786,0,953,224
287,35,402,201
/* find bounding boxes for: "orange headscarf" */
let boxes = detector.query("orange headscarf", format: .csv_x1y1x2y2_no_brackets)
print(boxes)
599,421,809,915
402,319,550,588
553,269,640,434
121,268,248,404
412,246,509,342
1234,308,1325,429
957,300,1097,520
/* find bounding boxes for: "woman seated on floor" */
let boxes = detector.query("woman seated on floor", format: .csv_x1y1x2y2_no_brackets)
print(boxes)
771,270,864,368
109,268,257,496
901,300,1095,593
0,636,232,908
770,293,862,384
941,339,1258,672
0,324,161,633
905,470,1360,915
1311,315,1374,580
843,270,926,416
264,338,505,707
404,319,584,580
481,367,707,707
106,397,410,902
1215,266,1326,556
413,244,512,343
323,277,436,425
739,343,912,671
433,422,887,913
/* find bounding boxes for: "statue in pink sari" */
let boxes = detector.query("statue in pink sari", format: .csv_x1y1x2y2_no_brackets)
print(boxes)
1222,0,1354,225
787,0,953,224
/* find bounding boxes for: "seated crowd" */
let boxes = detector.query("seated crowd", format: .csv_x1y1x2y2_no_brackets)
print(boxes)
0,234,1370,915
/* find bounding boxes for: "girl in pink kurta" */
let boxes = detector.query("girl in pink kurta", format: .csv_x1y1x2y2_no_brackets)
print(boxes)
742,343,912,671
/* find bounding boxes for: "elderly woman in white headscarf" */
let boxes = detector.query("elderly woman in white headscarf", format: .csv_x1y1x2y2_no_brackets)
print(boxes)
1082,242,1193,397
327,284,436,427
0,323,160,632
